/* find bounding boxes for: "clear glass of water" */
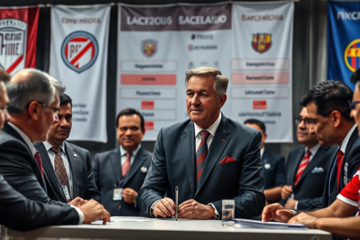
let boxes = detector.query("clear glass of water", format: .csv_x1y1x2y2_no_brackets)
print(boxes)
222,199,235,226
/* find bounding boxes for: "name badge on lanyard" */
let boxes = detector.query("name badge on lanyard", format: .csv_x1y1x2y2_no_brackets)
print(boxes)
62,185,71,201
113,187,123,201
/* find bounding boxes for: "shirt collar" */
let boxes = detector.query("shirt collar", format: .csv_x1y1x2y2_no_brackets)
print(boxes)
340,124,357,154
260,148,265,157
43,141,65,153
119,144,141,157
194,112,222,138
305,143,320,156
8,122,36,156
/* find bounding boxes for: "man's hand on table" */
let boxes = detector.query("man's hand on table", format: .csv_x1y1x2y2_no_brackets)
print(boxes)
178,199,215,219
262,203,294,223
80,200,111,224
288,212,317,228
153,197,176,218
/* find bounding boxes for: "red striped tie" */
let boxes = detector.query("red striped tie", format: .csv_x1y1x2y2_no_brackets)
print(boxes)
196,130,210,187
122,152,131,177
34,152,44,179
294,149,311,185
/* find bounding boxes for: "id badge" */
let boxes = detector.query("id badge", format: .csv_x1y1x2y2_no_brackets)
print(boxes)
113,187,123,201
62,185,71,201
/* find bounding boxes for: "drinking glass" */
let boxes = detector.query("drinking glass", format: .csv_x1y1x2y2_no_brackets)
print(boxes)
222,199,235,226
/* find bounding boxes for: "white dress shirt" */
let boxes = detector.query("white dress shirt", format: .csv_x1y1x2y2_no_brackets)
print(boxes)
340,124,357,154
194,112,222,153
119,144,141,167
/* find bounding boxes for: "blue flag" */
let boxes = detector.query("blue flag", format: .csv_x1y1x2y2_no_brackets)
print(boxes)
327,1,360,90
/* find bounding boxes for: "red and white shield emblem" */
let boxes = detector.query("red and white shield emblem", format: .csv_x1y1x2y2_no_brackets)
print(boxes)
142,39,157,58
252,33,272,54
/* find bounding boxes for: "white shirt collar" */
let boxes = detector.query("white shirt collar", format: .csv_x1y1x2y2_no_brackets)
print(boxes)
260,148,265,157
340,124,357,154
305,143,321,157
119,144,141,157
43,141,65,153
194,112,222,138
7,122,37,156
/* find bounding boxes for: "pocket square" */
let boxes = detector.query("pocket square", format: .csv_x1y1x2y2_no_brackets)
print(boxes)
312,166,324,174
219,156,237,164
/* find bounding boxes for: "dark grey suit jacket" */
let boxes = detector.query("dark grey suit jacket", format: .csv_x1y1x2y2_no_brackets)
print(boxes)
137,114,265,219
93,147,152,216
34,141,101,203
284,144,337,210
0,174,79,231
0,123,67,206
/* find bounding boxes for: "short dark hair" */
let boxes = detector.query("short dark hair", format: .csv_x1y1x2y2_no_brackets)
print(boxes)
0,69,10,83
116,108,145,132
244,118,266,133
60,93,72,107
350,68,360,92
300,81,353,121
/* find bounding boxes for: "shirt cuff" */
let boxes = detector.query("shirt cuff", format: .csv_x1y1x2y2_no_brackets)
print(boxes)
70,205,84,224
295,201,299,211
149,200,160,217
208,203,220,219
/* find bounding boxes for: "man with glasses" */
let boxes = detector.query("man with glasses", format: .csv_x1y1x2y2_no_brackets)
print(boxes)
262,80,360,240
281,107,337,211
93,108,152,216
34,93,101,203
0,68,110,225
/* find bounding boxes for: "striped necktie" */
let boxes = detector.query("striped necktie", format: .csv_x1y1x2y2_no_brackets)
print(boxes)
196,130,210,187
294,149,311,185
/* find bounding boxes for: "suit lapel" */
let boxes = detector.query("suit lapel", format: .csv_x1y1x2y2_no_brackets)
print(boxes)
110,148,122,184
65,142,80,198
181,121,196,197
195,115,232,197
291,146,305,187
36,142,65,201
123,147,147,186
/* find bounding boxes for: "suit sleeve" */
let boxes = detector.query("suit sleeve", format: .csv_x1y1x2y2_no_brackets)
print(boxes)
297,197,323,211
136,128,167,217
275,156,286,187
0,140,67,206
83,150,101,202
211,131,265,218
0,175,79,231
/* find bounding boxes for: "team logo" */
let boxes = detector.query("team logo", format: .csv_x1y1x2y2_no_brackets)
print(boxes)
61,31,99,73
252,33,272,54
344,39,360,72
0,19,27,74
142,39,157,58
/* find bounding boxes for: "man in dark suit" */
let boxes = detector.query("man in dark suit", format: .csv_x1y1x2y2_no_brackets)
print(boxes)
244,119,286,204
137,67,265,219
0,72,109,230
0,69,110,223
34,93,101,203
281,107,337,211
93,108,152,216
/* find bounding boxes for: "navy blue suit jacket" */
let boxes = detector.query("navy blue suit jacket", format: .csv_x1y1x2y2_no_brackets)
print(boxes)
262,150,286,203
137,114,265,219
93,146,152,216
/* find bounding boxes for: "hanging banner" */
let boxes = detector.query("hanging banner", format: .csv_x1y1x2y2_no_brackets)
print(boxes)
230,1,294,142
49,5,110,142
117,3,232,140
0,6,39,74
327,1,360,90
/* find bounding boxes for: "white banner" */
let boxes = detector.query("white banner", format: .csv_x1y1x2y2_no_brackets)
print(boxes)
49,5,110,142
117,3,232,140
230,1,294,142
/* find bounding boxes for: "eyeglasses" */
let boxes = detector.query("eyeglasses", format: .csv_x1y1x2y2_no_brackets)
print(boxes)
348,100,360,110
294,117,308,125
37,101,60,115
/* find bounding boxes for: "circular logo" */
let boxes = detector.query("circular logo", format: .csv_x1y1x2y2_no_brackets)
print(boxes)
61,31,98,73
344,39,360,72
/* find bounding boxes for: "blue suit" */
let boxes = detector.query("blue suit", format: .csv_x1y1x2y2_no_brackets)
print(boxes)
137,114,265,219
262,150,286,203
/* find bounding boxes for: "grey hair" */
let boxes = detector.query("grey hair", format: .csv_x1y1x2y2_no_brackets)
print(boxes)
6,69,65,115
185,67,228,98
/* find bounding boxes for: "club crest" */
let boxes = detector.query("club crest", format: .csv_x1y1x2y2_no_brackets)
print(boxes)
61,31,99,73
252,33,272,54
142,39,157,58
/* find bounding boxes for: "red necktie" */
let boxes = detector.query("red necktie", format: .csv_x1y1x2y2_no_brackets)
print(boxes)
51,147,71,201
196,130,210,187
336,149,344,190
294,149,311,185
34,152,44,179
122,152,131,177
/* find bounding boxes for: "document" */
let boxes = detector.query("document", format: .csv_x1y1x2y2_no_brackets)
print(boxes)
110,217,151,222
233,219,307,229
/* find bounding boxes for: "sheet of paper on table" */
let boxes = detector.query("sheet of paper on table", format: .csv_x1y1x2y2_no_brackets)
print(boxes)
233,219,307,229
110,217,151,222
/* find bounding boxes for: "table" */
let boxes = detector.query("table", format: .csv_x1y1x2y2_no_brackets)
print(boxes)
1,217,331,240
